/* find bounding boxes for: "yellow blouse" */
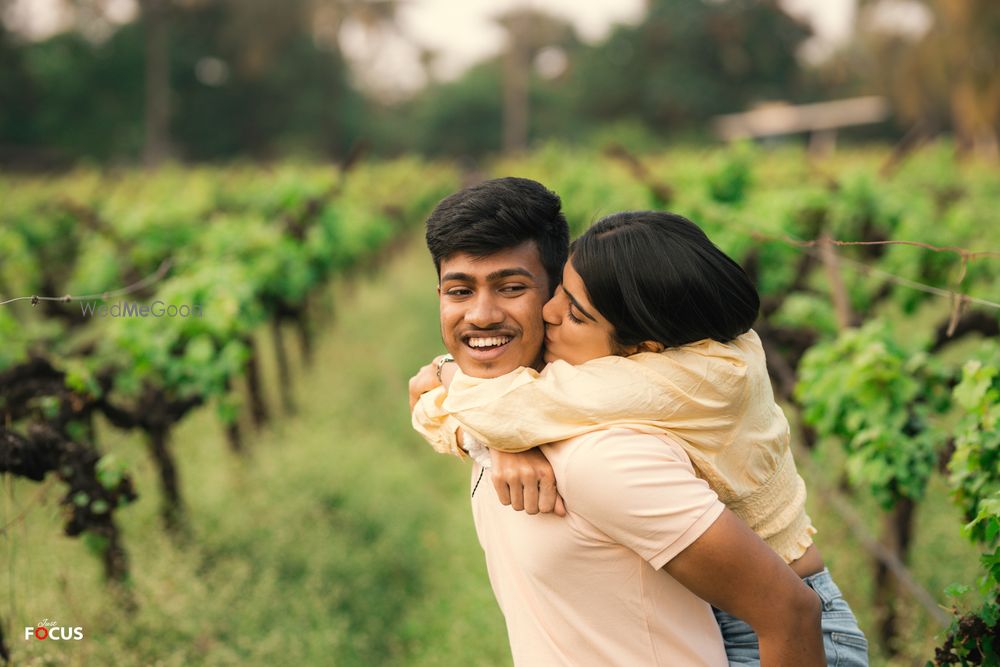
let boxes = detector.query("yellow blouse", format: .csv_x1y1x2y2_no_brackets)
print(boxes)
411,329,816,564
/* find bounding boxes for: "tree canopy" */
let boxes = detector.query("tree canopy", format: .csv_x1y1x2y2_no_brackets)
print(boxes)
0,0,996,165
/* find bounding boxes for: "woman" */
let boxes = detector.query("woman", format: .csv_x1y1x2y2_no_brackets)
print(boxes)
414,210,868,666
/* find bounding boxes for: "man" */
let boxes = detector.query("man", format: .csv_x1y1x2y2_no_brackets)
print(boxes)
409,177,823,666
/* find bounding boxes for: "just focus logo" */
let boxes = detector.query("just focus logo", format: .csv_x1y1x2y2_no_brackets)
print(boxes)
24,619,84,641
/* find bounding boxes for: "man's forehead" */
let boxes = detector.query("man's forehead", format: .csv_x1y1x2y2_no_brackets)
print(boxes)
439,242,546,280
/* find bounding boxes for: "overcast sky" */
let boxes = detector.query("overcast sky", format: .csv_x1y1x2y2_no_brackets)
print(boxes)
346,0,857,95
395,0,857,77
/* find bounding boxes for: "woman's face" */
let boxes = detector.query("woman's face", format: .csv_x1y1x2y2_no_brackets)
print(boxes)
542,258,619,365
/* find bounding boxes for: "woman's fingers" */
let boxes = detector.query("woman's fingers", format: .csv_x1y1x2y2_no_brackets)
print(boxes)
492,475,512,507
407,362,440,410
508,474,525,511
489,448,565,516
553,494,567,517
537,477,558,514
522,478,540,514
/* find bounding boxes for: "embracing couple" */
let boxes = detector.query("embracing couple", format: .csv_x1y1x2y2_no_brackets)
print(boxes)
408,177,868,666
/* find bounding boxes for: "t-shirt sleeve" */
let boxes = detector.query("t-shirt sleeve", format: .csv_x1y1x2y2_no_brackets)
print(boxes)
559,430,725,569
443,358,674,451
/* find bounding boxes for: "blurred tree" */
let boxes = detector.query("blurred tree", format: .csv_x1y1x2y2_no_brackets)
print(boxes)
168,0,358,159
857,0,1000,159
0,0,395,162
175,0,398,159
45,0,174,165
378,0,811,158
381,45,585,158
494,8,574,153
9,25,145,161
0,0,145,165
0,0,821,162
564,0,812,134
0,13,38,153
138,0,171,166
402,62,505,157
417,45,439,85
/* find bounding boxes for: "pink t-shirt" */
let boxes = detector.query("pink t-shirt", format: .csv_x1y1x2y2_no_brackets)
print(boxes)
472,428,728,667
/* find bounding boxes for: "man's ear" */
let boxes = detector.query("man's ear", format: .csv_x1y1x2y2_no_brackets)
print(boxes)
436,284,441,297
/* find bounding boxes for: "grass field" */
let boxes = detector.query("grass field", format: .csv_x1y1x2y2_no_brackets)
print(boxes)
2,235,983,666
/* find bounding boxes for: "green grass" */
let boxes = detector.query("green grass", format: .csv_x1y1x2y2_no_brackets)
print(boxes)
1,235,985,666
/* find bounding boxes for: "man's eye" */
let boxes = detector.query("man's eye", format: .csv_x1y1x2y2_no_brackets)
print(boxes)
499,285,527,295
445,288,472,297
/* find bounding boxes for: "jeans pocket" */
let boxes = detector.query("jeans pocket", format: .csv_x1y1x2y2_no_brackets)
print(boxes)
830,630,870,667
819,590,869,667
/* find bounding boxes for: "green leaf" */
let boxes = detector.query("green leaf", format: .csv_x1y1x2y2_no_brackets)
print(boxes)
944,583,971,598
954,361,995,410
981,600,999,627
96,454,126,491
81,532,109,557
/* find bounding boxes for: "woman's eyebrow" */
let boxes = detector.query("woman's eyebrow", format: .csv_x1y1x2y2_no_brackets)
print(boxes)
561,287,598,322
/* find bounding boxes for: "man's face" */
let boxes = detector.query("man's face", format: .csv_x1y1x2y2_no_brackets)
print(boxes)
438,241,550,379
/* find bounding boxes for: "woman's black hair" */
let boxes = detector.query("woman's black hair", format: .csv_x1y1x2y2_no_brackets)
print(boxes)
571,211,759,349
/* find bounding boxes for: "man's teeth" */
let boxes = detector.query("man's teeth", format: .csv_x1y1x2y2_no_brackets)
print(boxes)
468,336,512,348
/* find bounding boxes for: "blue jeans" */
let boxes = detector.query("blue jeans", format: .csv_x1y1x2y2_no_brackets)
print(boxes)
712,568,869,666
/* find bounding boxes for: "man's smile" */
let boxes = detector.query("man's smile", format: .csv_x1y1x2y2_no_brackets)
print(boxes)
462,332,516,360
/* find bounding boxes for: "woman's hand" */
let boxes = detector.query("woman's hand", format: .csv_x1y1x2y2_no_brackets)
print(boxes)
438,356,458,388
490,448,566,517
408,357,444,411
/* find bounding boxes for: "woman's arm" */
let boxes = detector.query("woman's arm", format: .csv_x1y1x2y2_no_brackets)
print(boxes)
408,357,443,411
409,357,465,457
409,357,566,515
443,354,721,452
411,386,465,457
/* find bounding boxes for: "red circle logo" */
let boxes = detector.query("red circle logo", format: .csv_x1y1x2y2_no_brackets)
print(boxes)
35,627,49,640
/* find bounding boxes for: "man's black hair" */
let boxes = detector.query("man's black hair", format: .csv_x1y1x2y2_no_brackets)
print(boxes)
425,177,569,291
571,211,760,349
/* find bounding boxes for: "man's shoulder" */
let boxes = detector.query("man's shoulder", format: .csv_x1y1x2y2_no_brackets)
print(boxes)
541,429,720,540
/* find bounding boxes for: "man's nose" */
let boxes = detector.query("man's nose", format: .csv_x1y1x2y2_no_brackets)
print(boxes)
465,292,504,327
